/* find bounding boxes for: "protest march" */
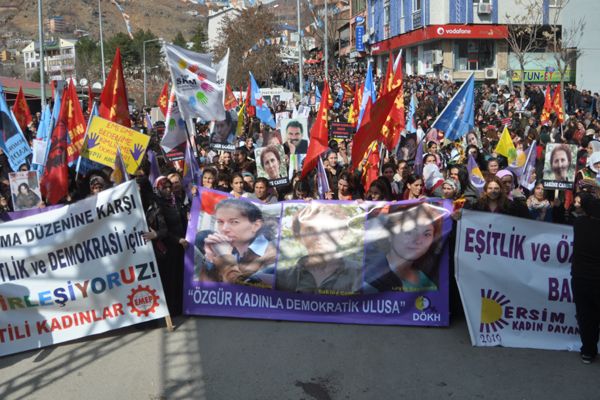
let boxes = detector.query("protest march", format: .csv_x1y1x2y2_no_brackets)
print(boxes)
0,37,600,368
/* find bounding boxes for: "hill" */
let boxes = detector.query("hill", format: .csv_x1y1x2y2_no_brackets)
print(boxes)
0,0,208,44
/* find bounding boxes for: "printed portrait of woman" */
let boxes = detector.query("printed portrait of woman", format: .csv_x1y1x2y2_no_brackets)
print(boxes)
363,203,447,293
194,198,279,288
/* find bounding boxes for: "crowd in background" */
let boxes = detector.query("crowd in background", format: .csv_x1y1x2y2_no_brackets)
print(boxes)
2,64,600,324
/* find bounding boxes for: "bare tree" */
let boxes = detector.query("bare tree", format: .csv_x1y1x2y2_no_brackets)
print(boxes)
545,0,585,110
212,6,281,88
505,0,545,95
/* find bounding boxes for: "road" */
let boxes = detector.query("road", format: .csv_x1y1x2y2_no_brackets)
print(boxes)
1,312,598,400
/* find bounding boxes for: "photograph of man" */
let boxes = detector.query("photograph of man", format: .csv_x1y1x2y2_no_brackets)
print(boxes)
276,203,363,295
363,203,448,293
282,118,308,155
210,110,237,150
543,143,577,189
255,145,288,184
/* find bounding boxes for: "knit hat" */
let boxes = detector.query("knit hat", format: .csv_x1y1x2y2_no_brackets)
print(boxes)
588,152,600,173
443,179,460,193
89,175,106,188
154,176,169,189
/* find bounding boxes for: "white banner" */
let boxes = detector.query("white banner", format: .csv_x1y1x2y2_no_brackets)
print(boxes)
455,210,581,351
163,43,225,122
214,49,229,106
160,87,188,153
0,181,169,357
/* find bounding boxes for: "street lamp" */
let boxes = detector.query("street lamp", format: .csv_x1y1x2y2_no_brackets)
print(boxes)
143,38,163,107
297,0,303,100
99,0,106,85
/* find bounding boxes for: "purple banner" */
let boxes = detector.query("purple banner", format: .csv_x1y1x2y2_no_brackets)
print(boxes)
183,188,452,326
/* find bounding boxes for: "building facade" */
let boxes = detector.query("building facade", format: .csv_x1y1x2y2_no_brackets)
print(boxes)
367,0,568,83
22,38,77,82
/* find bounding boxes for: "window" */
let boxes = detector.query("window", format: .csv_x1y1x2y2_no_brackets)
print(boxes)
473,0,491,3
454,40,495,70
549,0,562,7
413,0,421,11
384,0,390,39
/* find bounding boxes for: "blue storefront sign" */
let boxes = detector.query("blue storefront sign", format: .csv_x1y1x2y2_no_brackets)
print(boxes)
355,24,365,52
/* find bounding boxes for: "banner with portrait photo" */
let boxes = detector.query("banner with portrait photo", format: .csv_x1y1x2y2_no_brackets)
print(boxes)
280,117,309,155
0,181,169,357
275,112,290,130
183,191,452,326
542,143,577,190
455,210,580,351
209,110,238,151
9,171,42,211
255,144,289,186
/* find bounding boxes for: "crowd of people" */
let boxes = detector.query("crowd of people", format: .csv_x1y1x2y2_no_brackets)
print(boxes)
2,64,600,361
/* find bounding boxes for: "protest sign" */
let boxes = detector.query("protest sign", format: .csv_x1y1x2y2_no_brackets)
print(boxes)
329,122,355,140
0,181,169,357
209,110,238,151
183,191,452,325
9,171,42,211
455,210,580,351
542,143,577,190
275,112,290,129
281,117,309,155
80,116,150,174
255,145,289,186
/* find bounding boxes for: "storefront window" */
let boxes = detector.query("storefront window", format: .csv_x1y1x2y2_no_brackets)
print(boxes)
454,40,495,70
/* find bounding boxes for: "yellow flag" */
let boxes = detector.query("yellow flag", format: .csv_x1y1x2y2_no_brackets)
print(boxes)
495,126,516,163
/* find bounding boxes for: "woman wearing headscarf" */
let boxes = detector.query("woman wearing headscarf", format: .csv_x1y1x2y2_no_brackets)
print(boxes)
154,176,188,316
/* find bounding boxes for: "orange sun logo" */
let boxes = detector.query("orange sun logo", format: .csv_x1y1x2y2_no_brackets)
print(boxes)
480,289,510,333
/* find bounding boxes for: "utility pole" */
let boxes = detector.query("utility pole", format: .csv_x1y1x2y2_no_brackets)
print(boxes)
99,0,106,85
37,0,46,107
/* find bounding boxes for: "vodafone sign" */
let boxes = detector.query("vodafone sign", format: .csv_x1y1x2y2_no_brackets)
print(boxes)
371,24,508,55
434,25,505,37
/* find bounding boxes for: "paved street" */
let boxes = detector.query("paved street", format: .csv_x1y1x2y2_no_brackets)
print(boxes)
1,311,599,400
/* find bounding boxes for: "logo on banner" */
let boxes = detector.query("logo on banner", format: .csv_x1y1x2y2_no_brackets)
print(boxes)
480,289,510,333
437,27,445,35
127,285,160,317
415,296,431,311
413,296,441,322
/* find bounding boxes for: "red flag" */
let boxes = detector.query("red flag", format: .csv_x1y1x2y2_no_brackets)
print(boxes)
301,80,331,179
12,86,32,131
157,82,169,117
347,83,362,127
41,90,69,205
552,84,564,124
362,142,380,193
244,80,255,117
224,83,239,111
99,48,131,127
87,84,95,115
351,85,402,170
540,84,553,126
341,82,354,103
378,53,394,98
65,80,88,163
381,57,405,150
